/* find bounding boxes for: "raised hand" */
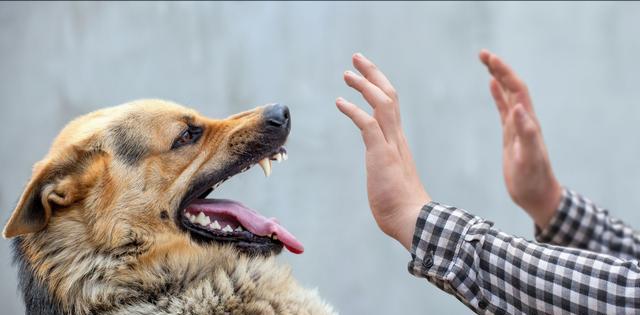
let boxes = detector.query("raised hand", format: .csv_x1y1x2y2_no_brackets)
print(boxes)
336,53,430,250
479,50,563,229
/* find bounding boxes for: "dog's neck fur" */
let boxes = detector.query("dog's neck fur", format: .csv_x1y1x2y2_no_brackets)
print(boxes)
12,217,335,315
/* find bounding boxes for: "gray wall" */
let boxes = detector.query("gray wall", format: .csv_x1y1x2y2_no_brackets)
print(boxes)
2,2,640,314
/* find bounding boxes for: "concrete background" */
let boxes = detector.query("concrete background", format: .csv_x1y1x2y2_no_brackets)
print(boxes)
2,2,640,314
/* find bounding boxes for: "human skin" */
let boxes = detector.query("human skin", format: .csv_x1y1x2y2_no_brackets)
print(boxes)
336,52,562,250
336,53,430,250
478,50,563,230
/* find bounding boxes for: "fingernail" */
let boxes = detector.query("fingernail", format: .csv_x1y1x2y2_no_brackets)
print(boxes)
354,52,364,59
344,70,355,77
336,97,344,103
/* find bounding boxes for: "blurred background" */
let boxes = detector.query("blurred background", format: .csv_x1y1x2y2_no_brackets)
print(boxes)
2,2,640,314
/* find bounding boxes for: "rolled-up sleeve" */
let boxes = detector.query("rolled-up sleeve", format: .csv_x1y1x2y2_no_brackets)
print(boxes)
536,188,640,261
409,201,640,314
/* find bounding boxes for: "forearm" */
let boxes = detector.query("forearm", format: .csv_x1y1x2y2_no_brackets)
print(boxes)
536,188,640,260
409,202,640,314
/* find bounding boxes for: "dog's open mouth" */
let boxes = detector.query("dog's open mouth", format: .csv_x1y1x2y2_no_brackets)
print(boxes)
178,146,304,255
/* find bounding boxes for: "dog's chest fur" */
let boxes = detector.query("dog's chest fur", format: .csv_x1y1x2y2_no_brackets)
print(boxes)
13,237,335,315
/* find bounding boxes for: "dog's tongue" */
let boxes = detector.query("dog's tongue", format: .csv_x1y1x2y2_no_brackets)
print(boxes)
187,199,304,254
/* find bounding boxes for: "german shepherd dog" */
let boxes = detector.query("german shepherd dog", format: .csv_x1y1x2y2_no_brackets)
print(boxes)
3,100,335,315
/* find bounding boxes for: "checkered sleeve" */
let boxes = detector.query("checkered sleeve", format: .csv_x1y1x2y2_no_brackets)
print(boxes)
535,188,640,260
408,201,640,314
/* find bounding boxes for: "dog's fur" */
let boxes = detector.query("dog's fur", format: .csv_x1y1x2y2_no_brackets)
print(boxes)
4,100,335,315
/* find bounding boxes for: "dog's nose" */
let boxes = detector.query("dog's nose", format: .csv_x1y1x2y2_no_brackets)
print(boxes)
264,103,290,129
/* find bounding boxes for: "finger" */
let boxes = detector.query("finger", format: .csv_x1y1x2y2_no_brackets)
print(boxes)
512,104,539,148
344,70,400,142
344,70,393,110
485,53,537,116
490,79,509,124
335,97,387,149
479,49,492,68
352,53,398,100
479,49,498,77
488,54,528,96
503,108,517,148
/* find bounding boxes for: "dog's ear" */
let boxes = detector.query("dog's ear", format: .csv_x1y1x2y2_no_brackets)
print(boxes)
3,147,104,238
3,160,55,238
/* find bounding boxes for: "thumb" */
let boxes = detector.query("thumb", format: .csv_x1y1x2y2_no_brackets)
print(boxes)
513,104,539,147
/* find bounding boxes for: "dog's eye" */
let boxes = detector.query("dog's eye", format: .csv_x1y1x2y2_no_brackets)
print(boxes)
172,125,203,149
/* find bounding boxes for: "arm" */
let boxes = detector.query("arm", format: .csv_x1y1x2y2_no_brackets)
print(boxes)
336,53,640,313
410,201,640,314
479,50,640,258
537,188,640,260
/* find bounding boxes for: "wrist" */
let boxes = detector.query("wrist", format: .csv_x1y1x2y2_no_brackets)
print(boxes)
530,181,563,229
386,202,426,251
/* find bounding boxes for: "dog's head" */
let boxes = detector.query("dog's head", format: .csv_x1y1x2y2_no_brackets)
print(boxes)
3,99,303,256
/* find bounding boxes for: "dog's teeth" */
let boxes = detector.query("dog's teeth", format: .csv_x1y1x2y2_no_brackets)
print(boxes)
258,158,272,177
282,152,288,161
210,220,221,230
222,225,233,232
195,212,209,226
188,213,196,223
272,234,278,240
273,153,283,162
235,226,244,232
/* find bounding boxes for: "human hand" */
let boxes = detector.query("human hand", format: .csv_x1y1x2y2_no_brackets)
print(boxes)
479,50,563,229
336,53,430,250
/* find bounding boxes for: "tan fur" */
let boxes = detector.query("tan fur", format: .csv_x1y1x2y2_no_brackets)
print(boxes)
4,100,335,315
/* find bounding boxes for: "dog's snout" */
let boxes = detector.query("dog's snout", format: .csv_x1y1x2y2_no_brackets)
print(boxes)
264,104,290,129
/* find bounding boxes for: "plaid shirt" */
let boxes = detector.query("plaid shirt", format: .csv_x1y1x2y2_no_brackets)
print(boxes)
408,188,640,314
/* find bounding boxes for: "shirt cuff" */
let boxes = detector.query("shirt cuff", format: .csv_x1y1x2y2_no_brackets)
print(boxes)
407,201,486,279
534,188,593,246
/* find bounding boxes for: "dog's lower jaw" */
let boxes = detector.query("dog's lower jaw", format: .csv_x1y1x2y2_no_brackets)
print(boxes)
13,236,335,315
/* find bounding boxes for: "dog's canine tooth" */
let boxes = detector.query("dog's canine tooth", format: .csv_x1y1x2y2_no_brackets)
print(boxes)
282,152,288,161
273,153,283,162
188,213,196,223
272,234,278,240
258,158,272,177
210,220,221,230
222,225,233,232
235,226,243,232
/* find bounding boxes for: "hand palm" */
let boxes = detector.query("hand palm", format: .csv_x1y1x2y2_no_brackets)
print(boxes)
502,117,551,212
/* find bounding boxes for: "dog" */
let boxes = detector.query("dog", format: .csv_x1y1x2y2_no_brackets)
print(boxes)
3,99,336,315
